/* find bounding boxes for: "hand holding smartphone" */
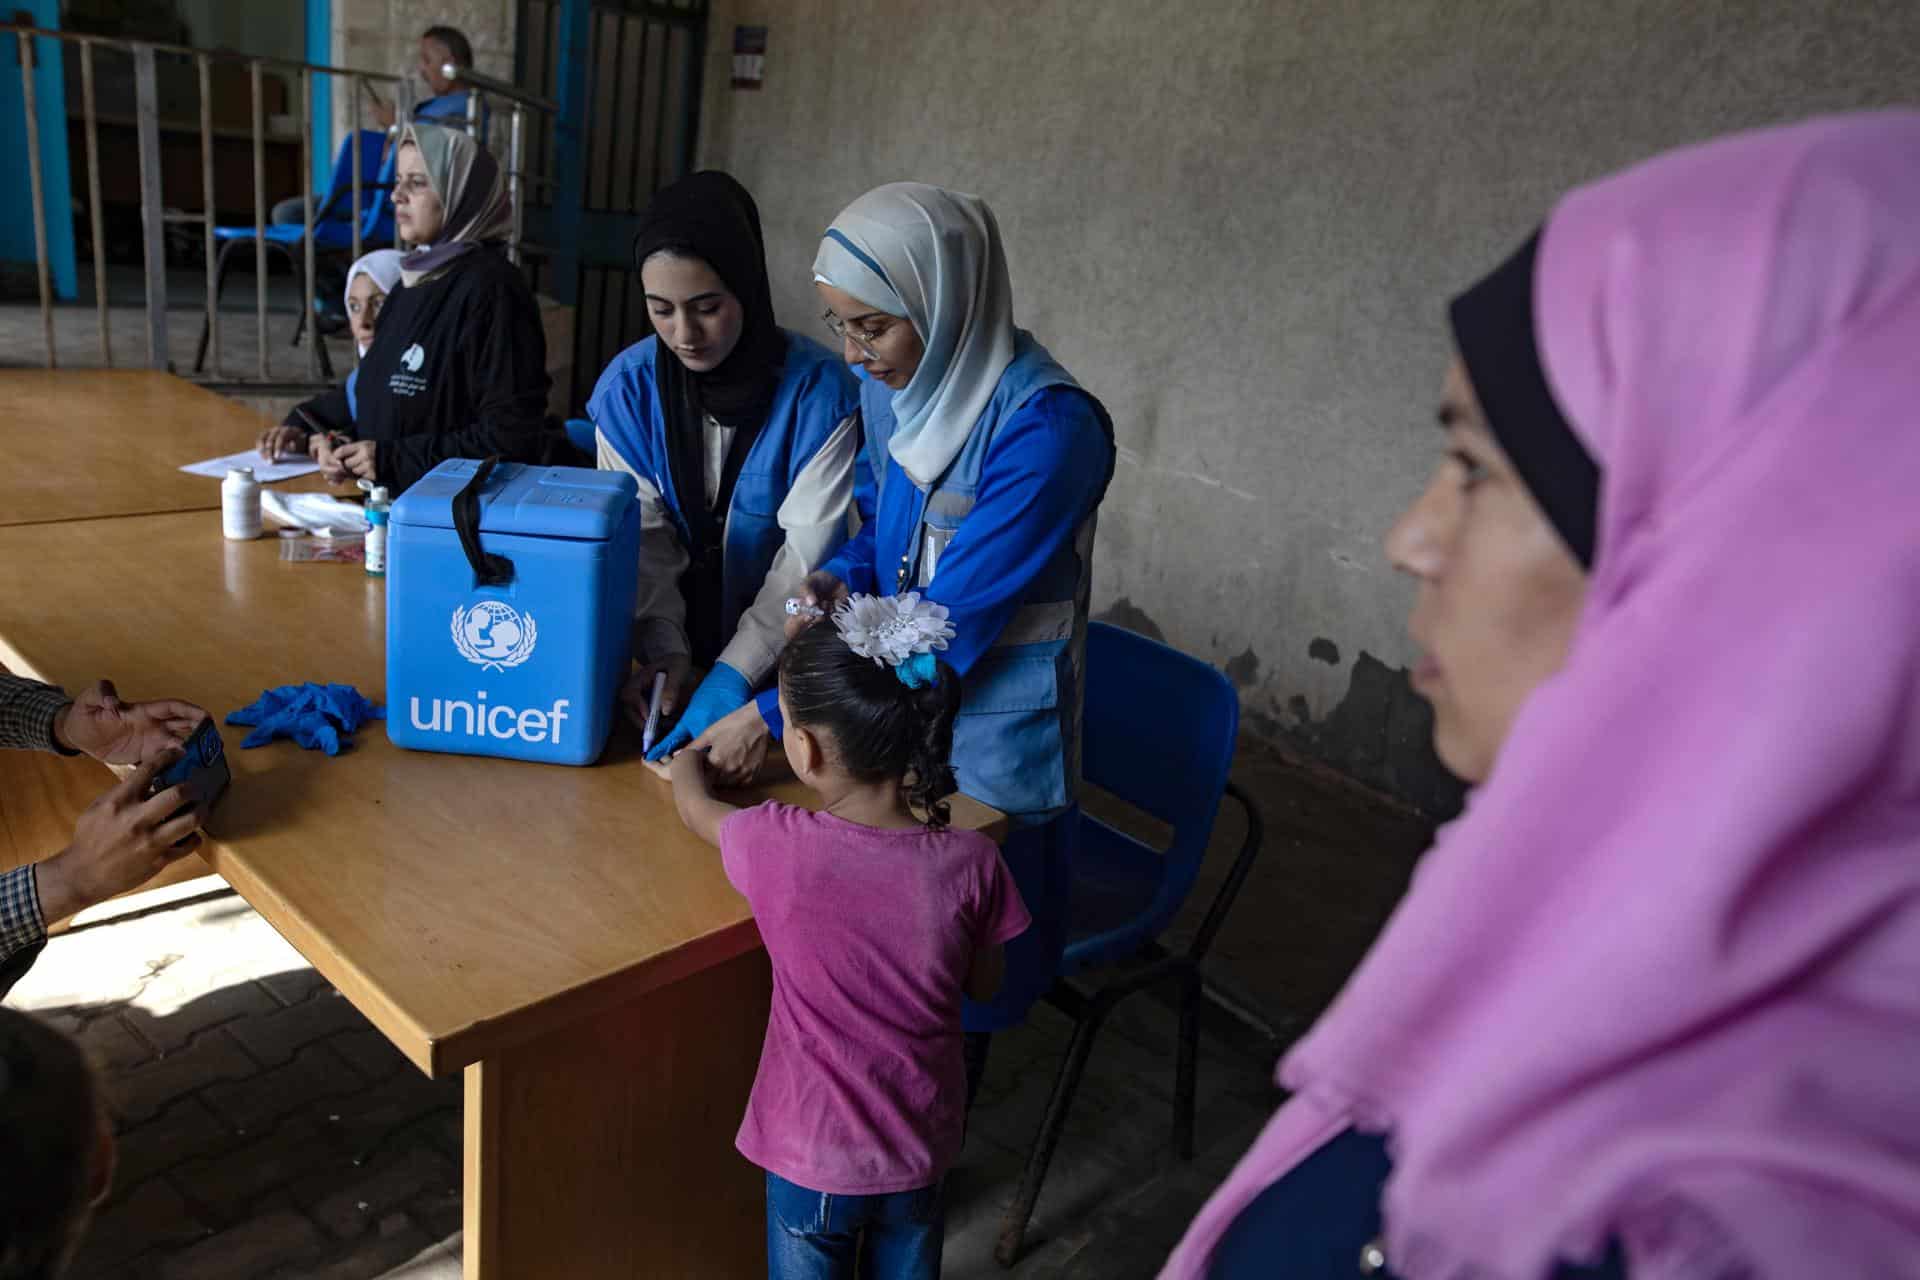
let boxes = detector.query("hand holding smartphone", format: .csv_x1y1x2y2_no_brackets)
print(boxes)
149,718,231,840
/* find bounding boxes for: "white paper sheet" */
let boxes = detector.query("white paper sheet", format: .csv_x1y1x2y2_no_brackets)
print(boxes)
179,449,322,483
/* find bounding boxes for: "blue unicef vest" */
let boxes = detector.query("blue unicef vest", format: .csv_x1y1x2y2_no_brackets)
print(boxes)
862,331,1114,822
590,330,858,647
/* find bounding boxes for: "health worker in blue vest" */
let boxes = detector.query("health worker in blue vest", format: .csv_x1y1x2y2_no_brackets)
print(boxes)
710,181,1116,1027
589,172,861,759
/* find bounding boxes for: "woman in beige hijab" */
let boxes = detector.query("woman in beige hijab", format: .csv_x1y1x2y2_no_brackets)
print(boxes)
312,123,553,494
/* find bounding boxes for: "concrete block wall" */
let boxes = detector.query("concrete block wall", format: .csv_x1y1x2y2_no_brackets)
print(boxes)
689,0,1919,813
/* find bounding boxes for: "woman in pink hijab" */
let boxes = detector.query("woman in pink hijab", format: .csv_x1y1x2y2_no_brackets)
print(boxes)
1165,110,1920,1280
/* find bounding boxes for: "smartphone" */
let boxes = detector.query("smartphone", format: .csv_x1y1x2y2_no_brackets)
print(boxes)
150,718,232,825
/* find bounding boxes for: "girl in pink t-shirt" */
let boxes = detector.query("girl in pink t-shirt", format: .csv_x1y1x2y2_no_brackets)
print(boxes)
670,595,1030,1280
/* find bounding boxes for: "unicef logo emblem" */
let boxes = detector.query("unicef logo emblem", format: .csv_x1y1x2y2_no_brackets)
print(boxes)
401,343,425,372
451,601,538,672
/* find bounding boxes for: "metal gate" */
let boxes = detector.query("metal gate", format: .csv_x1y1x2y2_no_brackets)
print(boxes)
516,0,707,412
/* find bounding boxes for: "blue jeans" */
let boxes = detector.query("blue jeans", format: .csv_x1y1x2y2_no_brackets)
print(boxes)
765,1171,944,1280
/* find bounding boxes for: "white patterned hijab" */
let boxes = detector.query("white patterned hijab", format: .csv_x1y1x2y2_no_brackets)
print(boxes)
344,248,405,355
812,183,1016,487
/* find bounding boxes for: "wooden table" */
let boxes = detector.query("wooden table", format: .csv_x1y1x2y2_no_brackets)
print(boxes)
0,507,1004,1276
0,370,332,527
0,370,342,903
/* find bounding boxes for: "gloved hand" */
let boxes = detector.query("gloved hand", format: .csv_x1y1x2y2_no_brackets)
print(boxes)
226,683,386,756
645,663,752,762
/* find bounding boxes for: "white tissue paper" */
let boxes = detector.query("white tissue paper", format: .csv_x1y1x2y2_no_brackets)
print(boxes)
261,491,369,536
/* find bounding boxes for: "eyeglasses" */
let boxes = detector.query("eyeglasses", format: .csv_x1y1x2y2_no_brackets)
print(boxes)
821,309,894,360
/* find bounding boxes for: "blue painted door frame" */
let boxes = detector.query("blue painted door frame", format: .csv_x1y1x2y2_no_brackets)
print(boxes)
2,1,78,300
307,0,332,197
547,0,592,306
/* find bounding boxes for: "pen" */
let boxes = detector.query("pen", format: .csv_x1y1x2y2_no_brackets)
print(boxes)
640,669,668,754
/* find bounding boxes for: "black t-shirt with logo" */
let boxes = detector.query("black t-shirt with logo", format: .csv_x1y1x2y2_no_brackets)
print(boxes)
286,244,553,494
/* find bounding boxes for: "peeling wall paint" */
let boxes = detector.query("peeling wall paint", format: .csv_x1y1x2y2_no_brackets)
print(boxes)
1272,653,1465,820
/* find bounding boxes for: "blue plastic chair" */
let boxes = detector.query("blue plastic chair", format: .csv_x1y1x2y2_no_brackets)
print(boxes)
194,131,396,378
994,621,1265,1265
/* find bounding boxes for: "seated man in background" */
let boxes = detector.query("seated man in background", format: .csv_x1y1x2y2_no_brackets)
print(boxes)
271,23,483,229
0,676,211,1001
367,25,483,133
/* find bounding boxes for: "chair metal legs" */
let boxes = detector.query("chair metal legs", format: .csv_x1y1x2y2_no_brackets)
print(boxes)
1174,968,1201,1163
193,240,244,373
195,240,335,380
992,785,1268,1266
994,958,1199,1268
995,990,1111,1268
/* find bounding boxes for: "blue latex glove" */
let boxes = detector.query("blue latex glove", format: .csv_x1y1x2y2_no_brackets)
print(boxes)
226,683,386,756
754,684,784,740
645,663,751,762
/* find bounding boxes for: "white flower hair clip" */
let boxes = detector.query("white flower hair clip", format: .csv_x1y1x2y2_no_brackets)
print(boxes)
833,593,955,674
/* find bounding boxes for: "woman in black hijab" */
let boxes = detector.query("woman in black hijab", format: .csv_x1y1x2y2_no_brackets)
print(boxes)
589,172,861,768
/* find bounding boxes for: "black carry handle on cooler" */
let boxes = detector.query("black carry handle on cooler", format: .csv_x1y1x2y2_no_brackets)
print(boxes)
452,456,516,587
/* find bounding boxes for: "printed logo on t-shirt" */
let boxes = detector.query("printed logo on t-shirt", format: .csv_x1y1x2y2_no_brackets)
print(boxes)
390,343,428,397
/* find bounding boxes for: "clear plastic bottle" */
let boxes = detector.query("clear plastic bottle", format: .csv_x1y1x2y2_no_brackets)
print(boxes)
222,466,261,540
363,484,392,576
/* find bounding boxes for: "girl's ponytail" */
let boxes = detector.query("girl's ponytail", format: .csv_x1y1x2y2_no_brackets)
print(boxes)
903,665,961,828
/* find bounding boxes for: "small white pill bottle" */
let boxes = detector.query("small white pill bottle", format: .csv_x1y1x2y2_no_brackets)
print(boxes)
222,466,262,540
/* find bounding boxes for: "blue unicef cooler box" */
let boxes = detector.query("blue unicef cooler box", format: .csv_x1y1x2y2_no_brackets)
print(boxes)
386,458,639,766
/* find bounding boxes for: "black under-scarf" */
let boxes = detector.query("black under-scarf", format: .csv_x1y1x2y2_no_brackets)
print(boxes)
632,170,787,664
1448,231,1601,568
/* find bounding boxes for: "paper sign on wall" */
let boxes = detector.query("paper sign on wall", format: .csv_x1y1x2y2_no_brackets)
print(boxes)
732,26,767,89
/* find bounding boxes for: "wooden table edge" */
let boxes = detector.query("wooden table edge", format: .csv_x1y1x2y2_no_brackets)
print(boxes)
193,819,773,1078
429,918,767,1076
